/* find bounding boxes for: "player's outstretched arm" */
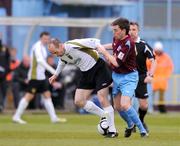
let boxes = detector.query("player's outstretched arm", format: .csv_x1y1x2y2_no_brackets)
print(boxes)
97,44,119,67
103,43,113,50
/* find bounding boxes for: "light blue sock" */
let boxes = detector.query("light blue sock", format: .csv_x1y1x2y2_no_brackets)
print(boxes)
119,111,134,128
126,106,147,133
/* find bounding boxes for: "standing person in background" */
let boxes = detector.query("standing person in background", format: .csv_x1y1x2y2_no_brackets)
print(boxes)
0,32,11,112
97,17,148,137
6,48,20,82
48,37,118,138
12,55,30,108
129,22,156,134
6,48,20,109
152,41,174,113
46,55,66,110
12,31,66,124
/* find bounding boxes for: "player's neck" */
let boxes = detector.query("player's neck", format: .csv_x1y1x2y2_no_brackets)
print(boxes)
60,44,65,56
121,35,128,40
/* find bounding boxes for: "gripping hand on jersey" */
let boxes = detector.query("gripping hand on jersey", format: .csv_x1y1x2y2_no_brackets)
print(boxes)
49,74,58,84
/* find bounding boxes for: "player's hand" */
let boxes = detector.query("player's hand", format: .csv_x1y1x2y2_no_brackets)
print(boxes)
96,44,106,54
24,79,29,84
52,82,62,89
49,74,58,84
144,76,153,83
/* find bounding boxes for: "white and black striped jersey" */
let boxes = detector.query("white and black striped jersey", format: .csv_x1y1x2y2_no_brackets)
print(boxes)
135,37,155,75
55,38,100,76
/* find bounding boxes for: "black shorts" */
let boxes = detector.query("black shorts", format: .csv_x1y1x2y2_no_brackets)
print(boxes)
26,79,49,94
135,74,148,99
77,58,112,91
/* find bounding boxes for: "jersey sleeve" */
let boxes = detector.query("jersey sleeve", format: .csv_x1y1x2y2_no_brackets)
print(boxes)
66,38,101,50
83,38,101,48
144,43,155,59
54,59,66,76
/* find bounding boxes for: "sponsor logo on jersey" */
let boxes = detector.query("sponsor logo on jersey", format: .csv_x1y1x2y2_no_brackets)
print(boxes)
144,93,148,96
102,83,107,86
118,52,124,60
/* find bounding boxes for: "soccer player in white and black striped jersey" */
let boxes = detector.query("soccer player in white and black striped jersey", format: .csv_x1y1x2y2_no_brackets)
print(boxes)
48,38,118,138
129,22,156,134
12,32,66,124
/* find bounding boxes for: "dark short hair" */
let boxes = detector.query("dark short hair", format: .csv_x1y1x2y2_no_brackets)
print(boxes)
130,21,139,29
40,31,50,38
111,17,130,35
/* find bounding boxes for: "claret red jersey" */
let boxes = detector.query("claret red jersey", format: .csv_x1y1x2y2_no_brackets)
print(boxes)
111,35,137,73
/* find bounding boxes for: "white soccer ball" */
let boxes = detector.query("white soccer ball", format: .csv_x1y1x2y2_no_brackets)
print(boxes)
97,118,109,135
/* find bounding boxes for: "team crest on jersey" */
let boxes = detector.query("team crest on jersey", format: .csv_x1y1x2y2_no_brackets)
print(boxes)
117,46,121,51
118,52,124,60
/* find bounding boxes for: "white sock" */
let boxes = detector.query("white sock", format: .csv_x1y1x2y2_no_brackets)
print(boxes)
43,98,57,121
13,98,29,119
84,100,104,117
104,106,117,132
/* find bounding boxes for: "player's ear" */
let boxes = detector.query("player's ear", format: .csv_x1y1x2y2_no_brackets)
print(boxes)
59,43,63,49
48,43,55,52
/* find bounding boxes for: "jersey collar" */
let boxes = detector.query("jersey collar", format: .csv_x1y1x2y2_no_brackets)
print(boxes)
136,37,141,43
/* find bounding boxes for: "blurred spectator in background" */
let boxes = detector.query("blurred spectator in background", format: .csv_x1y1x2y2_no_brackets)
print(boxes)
0,33,11,112
61,65,82,113
6,48,20,109
152,41,174,113
12,55,30,108
6,48,20,82
46,55,66,110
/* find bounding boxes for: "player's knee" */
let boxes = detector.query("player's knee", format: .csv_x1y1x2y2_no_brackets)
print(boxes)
24,93,34,102
97,92,109,104
140,103,148,110
139,100,148,110
74,99,85,108
121,103,130,111
98,96,105,104
113,105,118,111
113,102,121,111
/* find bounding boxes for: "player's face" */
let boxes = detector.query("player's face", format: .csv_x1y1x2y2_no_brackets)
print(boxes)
112,25,125,40
129,24,139,41
41,35,50,45
48,43,64,57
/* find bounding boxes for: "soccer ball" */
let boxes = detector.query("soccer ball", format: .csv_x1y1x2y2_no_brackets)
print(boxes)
97,117,109,135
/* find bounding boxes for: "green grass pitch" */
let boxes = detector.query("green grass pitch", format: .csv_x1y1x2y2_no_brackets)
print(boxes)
0,112,180,146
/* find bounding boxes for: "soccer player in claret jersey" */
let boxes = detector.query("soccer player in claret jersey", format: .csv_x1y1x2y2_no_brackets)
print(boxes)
97,17,148,137
48,38,118,138
129,21,156,134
